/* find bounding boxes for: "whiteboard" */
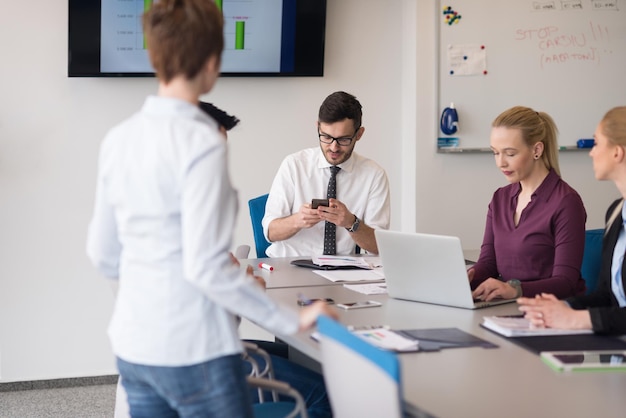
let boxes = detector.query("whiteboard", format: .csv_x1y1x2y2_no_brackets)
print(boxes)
437,0,626,149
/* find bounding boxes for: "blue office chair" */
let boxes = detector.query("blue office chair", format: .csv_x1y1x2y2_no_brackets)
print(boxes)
581,228,604,294
248,194,271,258
317,316,403,418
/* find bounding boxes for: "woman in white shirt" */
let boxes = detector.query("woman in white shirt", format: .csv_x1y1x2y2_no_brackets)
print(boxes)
86,1,335,416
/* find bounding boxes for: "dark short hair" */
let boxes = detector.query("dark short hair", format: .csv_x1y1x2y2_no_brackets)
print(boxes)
318,91,362,130
143,0,224,83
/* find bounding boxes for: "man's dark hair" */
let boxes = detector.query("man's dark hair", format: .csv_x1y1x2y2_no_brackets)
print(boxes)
318,91,362,130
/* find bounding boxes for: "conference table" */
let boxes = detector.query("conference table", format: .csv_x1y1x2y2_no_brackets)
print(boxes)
248,256,385,289
249,257,626,418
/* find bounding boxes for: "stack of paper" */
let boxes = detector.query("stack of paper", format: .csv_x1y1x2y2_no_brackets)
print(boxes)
482,316,593,337
343,283,388,295
311,255,381,269
351,327,419,352
312,268,385,283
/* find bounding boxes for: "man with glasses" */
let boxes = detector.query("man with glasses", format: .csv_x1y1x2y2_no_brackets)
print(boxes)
262,91,390,257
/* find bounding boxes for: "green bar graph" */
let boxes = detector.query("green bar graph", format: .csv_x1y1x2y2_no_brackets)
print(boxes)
143,0,153,49
235,21,245,50
215,0,223,12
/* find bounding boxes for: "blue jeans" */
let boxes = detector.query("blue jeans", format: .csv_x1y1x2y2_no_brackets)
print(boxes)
117,354,253,418
244,353,332,418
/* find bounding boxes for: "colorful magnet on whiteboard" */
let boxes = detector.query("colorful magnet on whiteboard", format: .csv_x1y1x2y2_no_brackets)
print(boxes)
448,14,461,25
443,6,461,24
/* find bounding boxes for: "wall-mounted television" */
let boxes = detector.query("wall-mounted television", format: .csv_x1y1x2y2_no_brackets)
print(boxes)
68,0,326,77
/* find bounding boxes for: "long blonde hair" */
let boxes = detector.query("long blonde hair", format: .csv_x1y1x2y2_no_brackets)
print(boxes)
600,107,626,146
492,106,560,176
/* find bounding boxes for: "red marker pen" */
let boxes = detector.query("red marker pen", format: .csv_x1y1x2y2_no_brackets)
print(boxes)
258,262,274,272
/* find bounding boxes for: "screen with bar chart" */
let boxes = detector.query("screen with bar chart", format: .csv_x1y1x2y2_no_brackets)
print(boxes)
69,0,326,77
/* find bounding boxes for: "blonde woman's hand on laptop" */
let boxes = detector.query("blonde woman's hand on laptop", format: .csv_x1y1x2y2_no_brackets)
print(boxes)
467,268,475,282
471,278,517,301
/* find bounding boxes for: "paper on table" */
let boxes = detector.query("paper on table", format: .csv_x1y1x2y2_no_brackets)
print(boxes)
482,316,594,337
312,268,385,283
363,256,382,268
351,327,418,352
312,255,380,269
310,327,417,353
343,283,388,295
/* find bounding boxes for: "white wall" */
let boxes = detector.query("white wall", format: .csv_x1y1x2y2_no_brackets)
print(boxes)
413,0,618,246
0,0,617,382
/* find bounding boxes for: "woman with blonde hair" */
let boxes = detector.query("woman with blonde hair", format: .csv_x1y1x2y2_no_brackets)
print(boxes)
519,106,626,334
469,106,587,301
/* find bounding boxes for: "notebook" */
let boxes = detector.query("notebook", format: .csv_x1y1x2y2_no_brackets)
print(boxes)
375,230,516,309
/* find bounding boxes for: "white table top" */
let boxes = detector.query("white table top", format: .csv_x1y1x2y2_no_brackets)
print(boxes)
247,256,383,289
266,283,626,418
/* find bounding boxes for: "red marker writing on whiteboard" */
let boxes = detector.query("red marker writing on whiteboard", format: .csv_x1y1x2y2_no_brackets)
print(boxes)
259,262,274,271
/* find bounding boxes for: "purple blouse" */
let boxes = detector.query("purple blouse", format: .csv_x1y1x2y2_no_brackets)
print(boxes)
471,169,587,298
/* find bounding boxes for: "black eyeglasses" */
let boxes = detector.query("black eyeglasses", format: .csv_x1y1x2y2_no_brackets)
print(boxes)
318,128,360,147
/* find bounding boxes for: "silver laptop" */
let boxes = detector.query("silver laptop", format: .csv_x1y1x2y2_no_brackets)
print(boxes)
375,230,516,309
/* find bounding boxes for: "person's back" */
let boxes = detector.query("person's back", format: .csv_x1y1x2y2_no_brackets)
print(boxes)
99,98,247,362
86,1,335,416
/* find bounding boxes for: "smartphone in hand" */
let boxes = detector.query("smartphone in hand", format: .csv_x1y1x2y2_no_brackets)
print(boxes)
311,199,329,209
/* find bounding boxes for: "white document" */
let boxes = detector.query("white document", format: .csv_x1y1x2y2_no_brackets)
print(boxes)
351,327,418,352
311,255,381,269
312,268,385,283
343,283,388,295
446,44,487,76
482,316,594,337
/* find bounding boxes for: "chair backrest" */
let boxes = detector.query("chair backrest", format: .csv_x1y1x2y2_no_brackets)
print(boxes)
248,194,271,258
317,316,402,418
581,229,604,294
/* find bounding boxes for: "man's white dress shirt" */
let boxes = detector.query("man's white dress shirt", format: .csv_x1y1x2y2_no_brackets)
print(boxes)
262,147,390,257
